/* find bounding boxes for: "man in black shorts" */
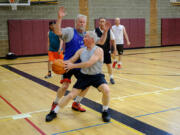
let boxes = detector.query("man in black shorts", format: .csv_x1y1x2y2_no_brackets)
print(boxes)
95,17,117,84
49,31,111,122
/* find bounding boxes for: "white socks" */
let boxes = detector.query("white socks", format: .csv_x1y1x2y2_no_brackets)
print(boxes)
53,96,84,113
54,97,60,104
54,106,60,113
74,96,83,103
110,74,113,79
102,105,109,111
118,61,122,65
113,59,117,63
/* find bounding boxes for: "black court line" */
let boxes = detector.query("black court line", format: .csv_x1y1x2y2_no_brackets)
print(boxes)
2,65,172,135
0,60,47,66
1,48,180,66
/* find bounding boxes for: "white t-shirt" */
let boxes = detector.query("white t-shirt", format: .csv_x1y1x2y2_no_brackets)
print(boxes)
112,25,125,44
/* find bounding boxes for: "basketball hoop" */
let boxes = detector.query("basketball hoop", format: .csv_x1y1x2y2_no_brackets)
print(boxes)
9,0,19,10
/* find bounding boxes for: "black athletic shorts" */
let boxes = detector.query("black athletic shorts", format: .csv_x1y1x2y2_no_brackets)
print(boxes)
73,72,107,90
104,51,112,64
60,69,80,83
111,44,124,55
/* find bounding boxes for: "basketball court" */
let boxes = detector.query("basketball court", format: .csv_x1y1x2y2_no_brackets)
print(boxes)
0,0,180,135
0,46,180,135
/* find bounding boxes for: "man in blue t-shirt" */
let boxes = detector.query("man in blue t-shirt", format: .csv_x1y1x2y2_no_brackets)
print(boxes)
46,7,110,122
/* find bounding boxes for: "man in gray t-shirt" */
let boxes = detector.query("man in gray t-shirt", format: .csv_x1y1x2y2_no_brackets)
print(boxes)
46,7,110,122
51,31,111,122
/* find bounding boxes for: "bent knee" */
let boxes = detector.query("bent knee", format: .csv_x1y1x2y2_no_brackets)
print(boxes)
103,88,110,95
100,85,110,95
61,84,69,91
68,93,76,100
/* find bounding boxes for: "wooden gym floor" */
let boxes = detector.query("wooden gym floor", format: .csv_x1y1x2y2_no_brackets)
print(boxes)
0,46,180,135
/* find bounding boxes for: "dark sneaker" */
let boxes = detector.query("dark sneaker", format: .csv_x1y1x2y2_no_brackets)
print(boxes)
102,110,111,122
44,74,52,79
45,111,57,122
110,78,115,84
72,102,86,112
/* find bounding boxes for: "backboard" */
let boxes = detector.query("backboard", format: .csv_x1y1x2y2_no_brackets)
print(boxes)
0,0,30,10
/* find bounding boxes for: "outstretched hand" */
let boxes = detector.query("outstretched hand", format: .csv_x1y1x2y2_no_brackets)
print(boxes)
103,22,111,32
58,6,66,19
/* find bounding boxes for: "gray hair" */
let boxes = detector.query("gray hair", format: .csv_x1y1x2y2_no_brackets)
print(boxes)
76,14,87,21
86,31,98,43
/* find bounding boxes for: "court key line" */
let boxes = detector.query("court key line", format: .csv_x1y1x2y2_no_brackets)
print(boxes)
0,95,46,135
112,87,180,101
115,76,168,90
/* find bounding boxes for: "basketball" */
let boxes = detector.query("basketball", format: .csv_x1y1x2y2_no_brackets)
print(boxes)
52,59,66,75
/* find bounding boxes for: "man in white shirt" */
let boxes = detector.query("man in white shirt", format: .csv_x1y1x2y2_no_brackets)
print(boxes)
112,17,130,69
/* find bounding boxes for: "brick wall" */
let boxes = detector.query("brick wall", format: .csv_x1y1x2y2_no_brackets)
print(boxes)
0,0,180,57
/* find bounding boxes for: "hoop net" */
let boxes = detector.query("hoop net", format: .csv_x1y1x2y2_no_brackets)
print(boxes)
9,0,19,10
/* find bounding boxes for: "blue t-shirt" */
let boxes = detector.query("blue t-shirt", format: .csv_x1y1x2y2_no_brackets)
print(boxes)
64,29,85,63
49,31,60,52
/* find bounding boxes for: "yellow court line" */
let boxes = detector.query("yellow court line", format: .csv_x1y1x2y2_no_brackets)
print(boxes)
84,106,144,135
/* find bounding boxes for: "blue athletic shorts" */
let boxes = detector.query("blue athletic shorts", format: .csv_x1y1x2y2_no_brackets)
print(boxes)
73,72,107,90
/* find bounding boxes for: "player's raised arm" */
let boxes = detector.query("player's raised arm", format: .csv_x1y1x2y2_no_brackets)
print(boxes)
96,22,111,45
54,6,66,36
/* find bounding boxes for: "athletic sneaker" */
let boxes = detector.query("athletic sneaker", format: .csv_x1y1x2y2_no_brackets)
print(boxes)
72,102,86,112
45,111,57,122
112,61,117,68
110,78,115,84
45,102,58,122
102,110,111,122
44,74,52,79
117,64,121,69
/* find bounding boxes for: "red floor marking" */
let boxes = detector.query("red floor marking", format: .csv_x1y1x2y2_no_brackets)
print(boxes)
0,95,46,135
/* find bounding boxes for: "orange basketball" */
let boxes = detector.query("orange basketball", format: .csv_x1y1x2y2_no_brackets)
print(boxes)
52,59,66,75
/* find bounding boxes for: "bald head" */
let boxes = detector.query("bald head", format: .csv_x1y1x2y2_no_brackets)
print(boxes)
115,17,120,26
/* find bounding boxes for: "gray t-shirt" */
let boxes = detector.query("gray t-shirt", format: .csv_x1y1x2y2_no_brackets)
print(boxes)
80,46,103,75
62,27,84,43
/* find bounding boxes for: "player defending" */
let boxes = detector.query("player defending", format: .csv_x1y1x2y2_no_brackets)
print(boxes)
47,31,111,122
45,7,110,122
